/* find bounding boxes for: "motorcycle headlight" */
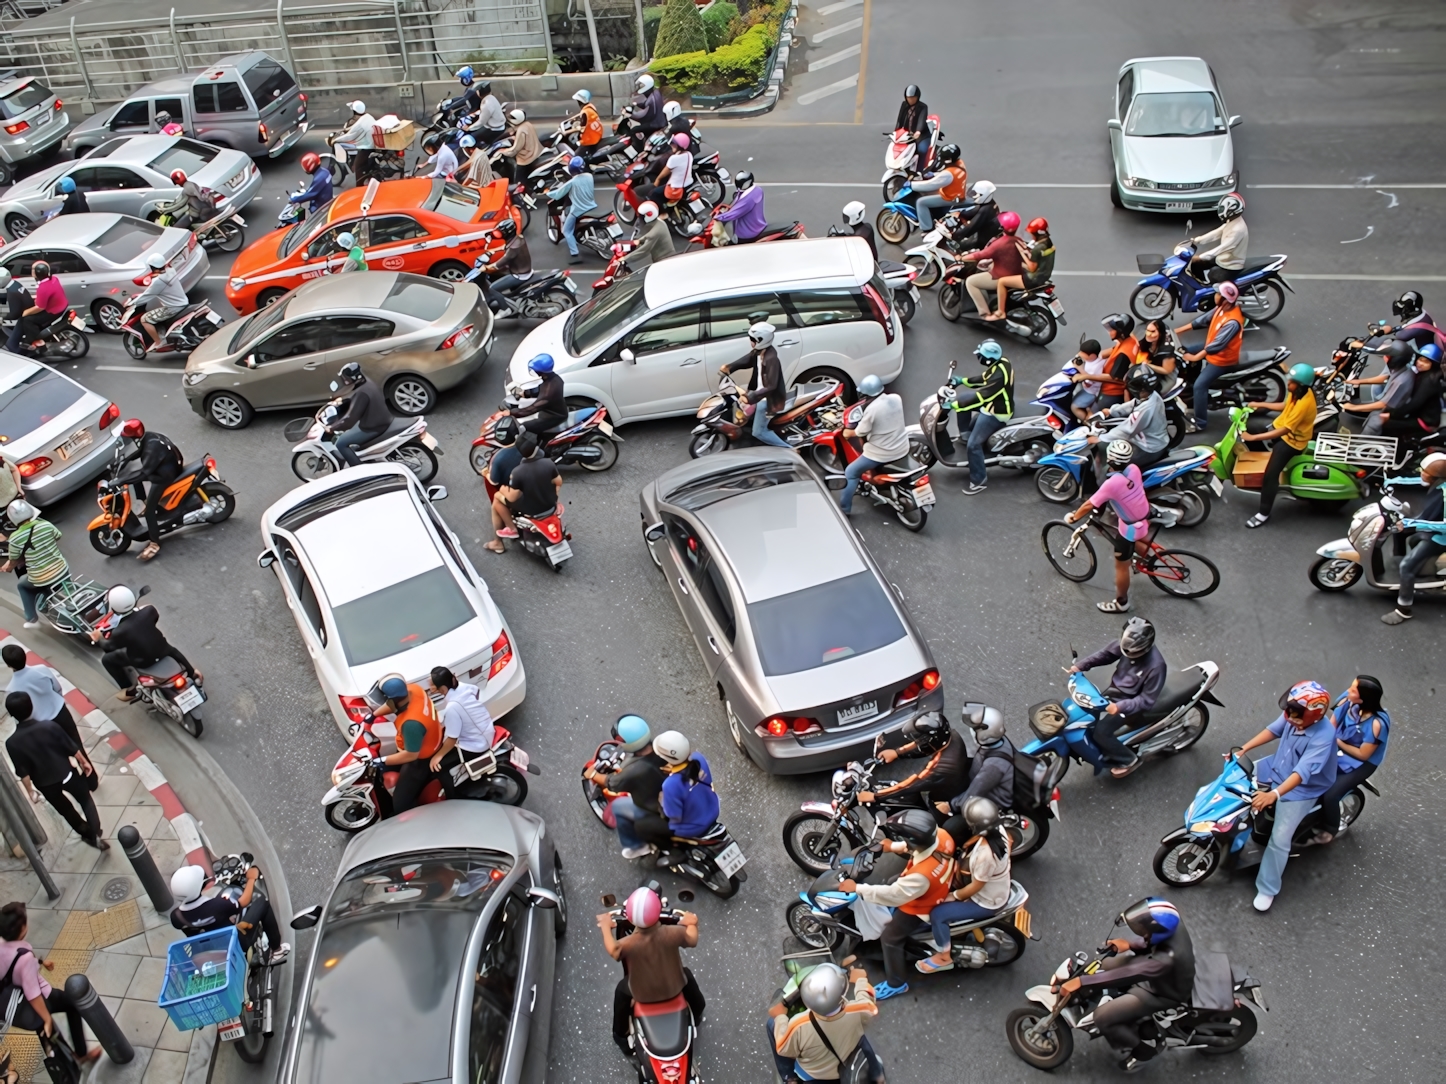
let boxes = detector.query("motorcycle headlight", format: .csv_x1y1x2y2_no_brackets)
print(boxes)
1071,687,1096,709
330,767,347,787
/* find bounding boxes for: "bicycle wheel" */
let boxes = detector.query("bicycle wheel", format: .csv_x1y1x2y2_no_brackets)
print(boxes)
1142,547,1220,599
1041,520,1097,583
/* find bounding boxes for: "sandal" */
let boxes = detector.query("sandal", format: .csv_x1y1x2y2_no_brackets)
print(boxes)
484,540,506,554
1109,758,1143,779
915,955,954,974
138,542,161,561
1244,514,1269,529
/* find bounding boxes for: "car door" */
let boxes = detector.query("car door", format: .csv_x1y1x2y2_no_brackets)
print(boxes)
0,247,41,300
468,892,525,1084
84,166,150,215
105,98,150,138
362,214,429,266
595,303,707,419
1111,66,1134,171
296,221,354,279
780,287,875,375
41,248,93,310
662,512,735,678
701,292,800,387
240,317,333,407
321,314,397,387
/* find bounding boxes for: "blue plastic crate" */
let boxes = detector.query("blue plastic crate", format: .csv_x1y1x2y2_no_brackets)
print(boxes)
158,926,246,1031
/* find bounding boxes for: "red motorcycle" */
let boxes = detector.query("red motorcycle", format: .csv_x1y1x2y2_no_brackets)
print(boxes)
591,238,639,293
812,399,937,531
687,372,847,458
688,204,806,249
469,404,620,479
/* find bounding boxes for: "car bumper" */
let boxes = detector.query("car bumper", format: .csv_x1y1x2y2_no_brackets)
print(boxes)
178,247,212,291
0,111,71,165
22,427,120,507
1116,182,1235,214
218,164,265,214
743,687,945,775
266,120,309,159
430,320,495,392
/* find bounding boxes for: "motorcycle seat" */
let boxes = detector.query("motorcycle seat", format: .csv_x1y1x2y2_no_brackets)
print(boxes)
1160,448,1203,465
1239,257,1276,273
1138,666,1206,722
672,822,727,844
359,415,413,447
942,881,1029,935
877,259,910,275
167,303,205,321
576,209,612,222
135,656,185,680
633,995,690,1058
1189,949,1236,1011
1239,349,1281,365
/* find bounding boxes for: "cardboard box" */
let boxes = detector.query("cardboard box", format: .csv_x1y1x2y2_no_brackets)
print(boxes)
1231,449,1273,490
375,119,417,151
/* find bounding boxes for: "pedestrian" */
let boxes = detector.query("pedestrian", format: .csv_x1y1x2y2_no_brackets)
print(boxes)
1382,452,1446,625
0,901,98,1062
4,691,105,850
0,500,68,630
2,645,91,773
953,339,1014,495
1313,676,1389,843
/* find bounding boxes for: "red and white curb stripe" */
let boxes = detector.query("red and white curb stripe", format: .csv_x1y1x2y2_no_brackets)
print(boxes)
0,630,211,873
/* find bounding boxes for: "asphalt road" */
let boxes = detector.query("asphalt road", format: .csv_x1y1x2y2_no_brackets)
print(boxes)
8,0,1446,1080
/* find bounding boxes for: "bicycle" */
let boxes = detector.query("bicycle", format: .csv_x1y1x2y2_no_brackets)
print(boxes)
1040,509,1220,599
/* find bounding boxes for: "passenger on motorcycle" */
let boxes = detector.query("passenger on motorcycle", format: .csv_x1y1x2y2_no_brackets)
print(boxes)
988,216,1054,317
939,708,1016,842
627,201,675,268
508,352,566,435
1382,450,1446,625
1239,362,1319,528
896,84,930,166
472,79,507,142
1376,342,1442,439
768,961,882,1083
426,665,496,796
1179,280,1245,432
2,501,67,628
953,339,1014,494
288,152,333,214
648,133,694,213
841,200,876,258
497,108,541,184
1315,675,1389,841
600,886,704,1056
1066,443,1153,614
657,731,719,839
56,175,88,216
1070,618,1166,775
1095,312,1139,408
0,268,28,332
421,132,458,181
159,169,215,229
335,100,375,184
860,710,968,807
912,142,968,232
837,374,908,515
335,231,367,273
1234,680,1337,911
944,180,1000,250
1345,339,1416,436
1067,338,1108,420
8,260,64,356
367,675,442,814
170,864,290,963
1055,898,1194,1071
114,418,183,560
916,797,1013,975
485,431,561,554
476,217,532,316
662,100,691,140
154,110,185,137
133,251,188,351
1095,365,1169,469
962,210,1025,319
1186,192,1248,281
548,156,596,263
1135,318,1178,383
327,361,393,467
714,170,767,242
486,414,523,492
90,585,199,696
589,715,672,859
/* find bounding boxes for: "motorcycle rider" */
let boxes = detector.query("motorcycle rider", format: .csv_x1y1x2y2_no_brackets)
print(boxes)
837,374,909,515
2,500,67,629
1240,363,1319,527
991,216,1055,316
334,100,375,184
114,418,183,561
1382,451,1446,625
895,84,930,167
768,961,882,1083
943,180,1000,250
158,169,215,229
369,675,443,814
471,79,506,142
508,352,566,436
154,110,185,137
1344,339,1416,435
1064,441,1153,613
1378,342,1443,438
662,99,691,140
569,88,605,151
327,361,392,467
441,67,483,123
1187,192,1248,281
587,715,671,859
939,708,1016,844
89,585,199,697
1234,680,1337,911
952,338,1014,494
170,864,290,964
485,414,523,494
497,108,541,184
600,886,704,1056
9,260,65,356
859,710,969,808
485,431,561,554
626,74,665,146
335,231,367,273
0,268,28,331
1095,312,1140,408
426,665,495,798
714,170,767,243
626,201,675,269
841,200,877,258
475,217,532,316
421,131,458,180
658,731,719,841
56,176,88,216
1054,898,1194,1071
1179,279,1245,433
735,322,790,448
1094,365,1169,469
1069,618,1166,775
288,152,333,216
1380,289,1445,351
1315,675,1389,841
912,143,968,232
648,132,694,212
547,156,597,264
917,797,1013,975
132,251,189,351
457,133,496,188
962,209,1024,319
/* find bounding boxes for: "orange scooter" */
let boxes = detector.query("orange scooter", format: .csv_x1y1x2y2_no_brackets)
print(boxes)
88,448,236,556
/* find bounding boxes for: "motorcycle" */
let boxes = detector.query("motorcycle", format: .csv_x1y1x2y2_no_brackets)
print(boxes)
1131,226,1291,324
1153,746,1377,888
874,182,928,245
88,446,235,558
1019,660,1221,780
1177,344,1294,411
544,198,622,258
938,262,1063,345
902,221,969,289
209,852,282,1062
696,205,806,250
95,583,207,735
1310,487,1446,593
285,397,440,483
613,160,714,236
1006,939,1264,1070
881,115,942,202
582,739,748,898
158,204,245,254
2,307,89,360
326,130,405,184
813,400,935,531
1211,404,1389,510
463,258,578,320
513,501,573,572
117,294,224,361
469,403,621,478
687,372,846,458
589,238,641,294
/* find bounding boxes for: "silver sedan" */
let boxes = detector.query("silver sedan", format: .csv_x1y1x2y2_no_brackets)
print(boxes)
0,350,122,506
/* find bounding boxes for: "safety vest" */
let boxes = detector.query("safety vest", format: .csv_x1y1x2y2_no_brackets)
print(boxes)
940,165,968,201
580,104,603,146
1099,335,1139,393
899,830,956,916
394,683,443,760
1206,303,1244,366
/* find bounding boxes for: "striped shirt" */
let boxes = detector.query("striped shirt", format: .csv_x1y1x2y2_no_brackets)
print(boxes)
8,519,67,587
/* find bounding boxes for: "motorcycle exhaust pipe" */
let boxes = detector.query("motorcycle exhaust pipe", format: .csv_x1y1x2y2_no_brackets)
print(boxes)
181,505,216,526
568,444,604,461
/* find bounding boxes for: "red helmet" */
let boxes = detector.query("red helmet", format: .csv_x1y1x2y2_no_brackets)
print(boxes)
998,210,1021,233
169,169,187,186
121,419,145,440
300,152,320,174
1280,680,1330,725
1027,216,1049,235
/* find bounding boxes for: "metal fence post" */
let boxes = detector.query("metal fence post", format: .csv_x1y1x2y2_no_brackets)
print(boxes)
168,8,187,72
68,16,95,101
390,0,410,83
274,0,294,72
0,770,58,900
538,0,559,73
580,0,603,73
633,0,648,64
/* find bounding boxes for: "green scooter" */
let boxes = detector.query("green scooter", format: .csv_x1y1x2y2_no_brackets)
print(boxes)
1211,405,1396,508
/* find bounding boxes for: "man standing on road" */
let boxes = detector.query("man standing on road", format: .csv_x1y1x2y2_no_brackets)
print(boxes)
5,691,105,850
1,501,68,630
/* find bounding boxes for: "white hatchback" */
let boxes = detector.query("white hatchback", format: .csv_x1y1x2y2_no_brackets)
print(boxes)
258,465,525,737
507,236,904,424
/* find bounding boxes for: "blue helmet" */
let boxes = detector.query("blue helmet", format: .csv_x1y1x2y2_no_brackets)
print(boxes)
456,66,474,85
857,374,884,398
1418,343,1443,365
528,353,554,374
614,714,652,752
974,339,1004,362
379,676,409,703
568,156,585,174
1120,897,1181,945
58,176,76,194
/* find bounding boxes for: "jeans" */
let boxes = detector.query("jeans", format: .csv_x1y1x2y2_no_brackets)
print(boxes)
335,424,386,467
16,574,52,621
8,310,55,353
1255,796,1317,898
36,772,102,843
916,194,955,232
962,411,1007,484
610,795,670,850
1398,536,1446,607
615,970,705,1051
1091,710,1141,765
928,899,1001,949
840,455,884,513
752,402,791,447
1319,761,1376,836
562,212,581,256
1192,362,1238,427
766,1015,883,1082
236,897,283,955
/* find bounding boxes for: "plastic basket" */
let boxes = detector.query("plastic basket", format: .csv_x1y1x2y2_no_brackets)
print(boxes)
158,927,246,1031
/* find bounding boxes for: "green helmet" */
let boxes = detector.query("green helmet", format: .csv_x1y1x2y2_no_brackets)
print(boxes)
1287,363,1316,387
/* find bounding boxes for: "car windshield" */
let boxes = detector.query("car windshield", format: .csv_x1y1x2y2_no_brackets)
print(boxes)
296,850,511,1084
426,180,480,223
381,275,453,322
228,297,290,353
747,571,906,676
565,272,648,355
89,217,166,264
0,368,85,441
1125,92,1226,137
279,200,335,257
0,82,50,120
331,565,475,665
146,138,220,178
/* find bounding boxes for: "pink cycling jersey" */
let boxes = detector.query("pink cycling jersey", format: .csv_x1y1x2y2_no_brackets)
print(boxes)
1093,465,1151,540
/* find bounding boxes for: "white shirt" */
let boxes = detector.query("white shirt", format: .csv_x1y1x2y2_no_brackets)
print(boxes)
855,392,909,462
428,144,459,180
1192,217,1248,269
338,113,376,150
442,683,494,753
967,836,1011,910
665,151,693,191
476,95,505,132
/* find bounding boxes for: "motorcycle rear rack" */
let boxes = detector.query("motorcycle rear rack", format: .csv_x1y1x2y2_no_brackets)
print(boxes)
1312,432,1397,467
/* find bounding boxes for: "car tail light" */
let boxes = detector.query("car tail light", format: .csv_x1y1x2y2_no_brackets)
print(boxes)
488,630,513,679
437,324,474,351
756,716,821,738
894,669,940,710
299,93,307,102
187,233,197,252
99,402,120,430
922,669,940,691
339,695,372,726
54,100,62,111
3,121,28,135
861,283,895,344
258,121,268,144
17,456,51,477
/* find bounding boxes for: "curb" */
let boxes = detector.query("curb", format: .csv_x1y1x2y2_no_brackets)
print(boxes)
703,3,798,118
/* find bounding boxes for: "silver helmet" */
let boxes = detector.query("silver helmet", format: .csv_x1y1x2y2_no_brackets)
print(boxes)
799,962,849,1017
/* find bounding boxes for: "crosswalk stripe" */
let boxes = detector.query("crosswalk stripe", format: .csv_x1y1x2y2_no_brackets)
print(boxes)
809,43,862,72
796,74,860,106
817,0,862,14
811,16,863,42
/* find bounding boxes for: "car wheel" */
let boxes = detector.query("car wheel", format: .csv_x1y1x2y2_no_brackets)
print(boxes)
1109,179,1124,209
797,367,855,404
0,161,12,187
257,288,287,308
724,700,757,766
385,375,437,416
205,392,254,430
4,213,32,240
91,299,125,333
429,259,470,282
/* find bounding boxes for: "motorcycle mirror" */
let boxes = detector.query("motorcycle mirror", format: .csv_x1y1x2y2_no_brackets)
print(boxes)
677,890,694,903
600,893,617,908
620,348,636,364
427,484,448,502
138,585,151,598
290,904,323,930
1069,645,1077,659
256,549,275,569
527,886,559,909
824,474,849,491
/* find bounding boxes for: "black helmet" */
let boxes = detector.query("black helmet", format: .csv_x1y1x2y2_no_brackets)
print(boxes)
338,361,365,386
1125,365,1161,397
901,710,949,755
1370,339,1415,371
478,80,492,96
1102,312,1136,338
1119,616,1156,659
493,414,519,446
497,217,517,241
904,84,921,100
937,143,961,166
733,170,754,191
1393,290,1424,322
880,809,937,850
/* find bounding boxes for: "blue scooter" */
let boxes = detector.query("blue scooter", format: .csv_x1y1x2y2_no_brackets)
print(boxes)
1153,747,1377,887
1130,233,1291,324
1019,662,1221,780
875,182,926,245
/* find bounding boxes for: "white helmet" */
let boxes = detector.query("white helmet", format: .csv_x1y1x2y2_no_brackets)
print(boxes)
146,251,167,270
1106,439,1135,468
663,100,682,122
635,74,655,93
107,585,137,615
971,180,996,202
748,322,775,348
572,89,592,105
652,730,691,765
6,499,35,524
1217,191,1245,221
841,200,866,226
0,269,10,289
170,864,207,903
508,108,526,124
638,200,660,223
347,100,367,115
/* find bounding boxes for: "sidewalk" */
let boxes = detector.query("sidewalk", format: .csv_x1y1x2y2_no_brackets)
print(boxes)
0,628,218,1084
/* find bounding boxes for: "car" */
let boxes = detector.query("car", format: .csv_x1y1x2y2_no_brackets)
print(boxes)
640,447,942,774
64,51,307,158
0,213,210,334
507,236,902,426
0,349,122,506
257,464,526,739
280,802,563,1084
225,177,519,314
0,134,261,240
184,272,495,429
0,76,72,187
1109,56,1242,213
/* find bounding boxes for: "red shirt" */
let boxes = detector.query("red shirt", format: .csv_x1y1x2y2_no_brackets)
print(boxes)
35,277,66,315
977,234,1025,280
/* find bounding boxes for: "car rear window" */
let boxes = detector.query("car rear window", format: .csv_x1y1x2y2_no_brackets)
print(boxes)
567,272,647,355
82,138,130,160
426,181,480,223
0,368,85,442
382,276,454,322
88,217,166,264
331,565,475,665
748,571,906,676
0,82,50,120
229,296,291,353
146,138,219,177
242,59,296,105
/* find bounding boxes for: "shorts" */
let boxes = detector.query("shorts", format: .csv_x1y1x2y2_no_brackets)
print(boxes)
1071,388,1099,410
1111,531,1137,561
142,305,181,326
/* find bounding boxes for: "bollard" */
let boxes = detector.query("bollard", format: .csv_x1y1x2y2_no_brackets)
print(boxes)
65,973,134,1064
118,825,173,913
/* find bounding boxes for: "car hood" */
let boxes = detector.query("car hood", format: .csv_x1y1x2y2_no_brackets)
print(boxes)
1121,134,1232,184
764,634,929,714
66,109,116,141
507,314,571,392
229,225,288,281
3,161,72,202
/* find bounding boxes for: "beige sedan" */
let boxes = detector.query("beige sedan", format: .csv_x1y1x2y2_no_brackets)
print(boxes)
183,271,495,429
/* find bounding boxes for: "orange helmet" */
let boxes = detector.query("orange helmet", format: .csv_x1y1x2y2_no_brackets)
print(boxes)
1280,681,1330,725
169,169,187,186
301,152,320,173
1027,216,1049,235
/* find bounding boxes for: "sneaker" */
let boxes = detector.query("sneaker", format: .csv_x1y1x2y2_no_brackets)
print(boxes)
495,527,519,539
1245,513,1269,529
1096,598,1132,613
22,621,39,629
873,980,910,1001
1252,892,1274,912
620,845,652,860
961,482,988,495
267,943,291,964
1185,420,1205,434
1381,609,1412,625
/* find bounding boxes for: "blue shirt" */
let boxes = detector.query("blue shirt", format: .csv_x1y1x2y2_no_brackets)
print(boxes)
1332,699,1390,770
549,173,597,216
661,753,719,838
5,664,66,723
1257,715,1337,800
291,167,333,211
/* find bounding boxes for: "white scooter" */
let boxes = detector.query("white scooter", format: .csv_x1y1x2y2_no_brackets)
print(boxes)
285,395,441,483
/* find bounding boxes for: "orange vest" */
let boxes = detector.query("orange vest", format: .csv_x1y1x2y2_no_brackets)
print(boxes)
899,830,956,916
393,682,443,759
1205,303,1244,366
1099,335,1139,394
580,104,603,146
940,165,969,201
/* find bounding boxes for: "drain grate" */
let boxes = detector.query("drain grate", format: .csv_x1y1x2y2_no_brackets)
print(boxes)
101,877,132,903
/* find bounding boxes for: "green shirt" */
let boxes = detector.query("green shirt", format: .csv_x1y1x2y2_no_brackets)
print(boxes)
8,519,67,586
340,246,368,273
1024,239,1055,285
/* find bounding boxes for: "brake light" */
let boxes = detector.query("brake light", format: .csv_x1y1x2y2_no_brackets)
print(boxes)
894,682,922,708
757,716,820,738
298,93,307,102
171,675,187,689
861,283,895,344
339,695,372,726
54,100,62,111
138,675,157,687
205,456,217,473
99,402,120,430
187,232,197,252
922,669,940,691
1047,414,1063,430
914,474,931,488
488,630,513,679
437,324,475,351
17,456,51,477
257,122,268,144
3,121,28,135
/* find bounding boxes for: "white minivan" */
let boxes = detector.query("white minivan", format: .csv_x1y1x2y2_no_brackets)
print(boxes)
507,237,903,423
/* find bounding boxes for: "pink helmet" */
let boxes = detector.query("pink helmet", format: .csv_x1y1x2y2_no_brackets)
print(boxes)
625,887,661,929
1216,281,1240,304
998,210,1021,233
671,133,690,151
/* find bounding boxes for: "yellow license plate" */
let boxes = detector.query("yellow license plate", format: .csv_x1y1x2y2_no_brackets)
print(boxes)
1014,907,1032,939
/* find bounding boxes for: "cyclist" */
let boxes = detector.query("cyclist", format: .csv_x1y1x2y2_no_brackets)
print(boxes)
1065,439,1152,613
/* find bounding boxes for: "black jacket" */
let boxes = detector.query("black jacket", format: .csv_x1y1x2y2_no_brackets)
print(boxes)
738,346,785,411
952,738,1017,812
99,606,173,666
874,728,969,803
512,370,565,422
1076,643,1168,717
951,201,1001,248
333,379,392,433
850,222,878,259
606,752,667,815
60,189,90,216
6,716,80,787
895,99,928,140
1080,922,1196,1005
120,431,182,484
5,282,30,321
1397,369,1442,428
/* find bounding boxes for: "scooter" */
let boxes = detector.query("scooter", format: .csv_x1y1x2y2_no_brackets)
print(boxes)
544,197,620,258
875,182,926,245
1131,225,1291,323
696,205,806,250
813,401,935,531
2,307,89,360
157,203,245,253
463,258,578,320
209,852,283,1062
687,372,846,458
1176,344,1294,411
95,584,207,735
1152,746,1377,887
1019,661,1221,780
1033,422,1220,525
285,396,440,483
1309,486,1446,593
902,221,968,289
1211,404,1390,510
87,447,235,558
591,237,639,293
937,265,1063,345
881,114,942,202
117,292,224,360
469,403,620,478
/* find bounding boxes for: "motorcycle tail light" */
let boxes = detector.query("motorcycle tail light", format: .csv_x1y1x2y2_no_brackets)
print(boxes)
99,403,120,430
205,456,217,473
171,675,187,688
438,324,474,351
915,474,931,488
922,669,941,691
55,100,62,111
17,456,51,477
339,695,372,726
488,629,513,679
657,1060,684,1082
299,93,307,102
138,675,157,686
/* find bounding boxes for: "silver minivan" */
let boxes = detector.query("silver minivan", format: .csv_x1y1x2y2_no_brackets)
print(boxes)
65,51,307,158
0,76,72,186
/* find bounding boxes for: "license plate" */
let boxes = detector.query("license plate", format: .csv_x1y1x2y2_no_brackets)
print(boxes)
218,1017,245,1043
714,841,747,877
420,432,439,449
231,214,245,226
510,747,530,770
69,315,87,330
175,685,205,712
33,110,50,127
563,279,578,295
689,199,703,212
913,482,935,506
546,540,573,562
57,429,92,460
1209,476,1224,496
207,311,224,325
1048,298,1064,316
607,223,623,237
837,700,879,726
227,169,247,189
598,420,614,436
1165,202,1192,212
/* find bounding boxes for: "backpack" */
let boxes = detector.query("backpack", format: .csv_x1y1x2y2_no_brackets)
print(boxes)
1011,746,1066,811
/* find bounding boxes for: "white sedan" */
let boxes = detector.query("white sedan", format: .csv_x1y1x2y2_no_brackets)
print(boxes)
258,464,525,737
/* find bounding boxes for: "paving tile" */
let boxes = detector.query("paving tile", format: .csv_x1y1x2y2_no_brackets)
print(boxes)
113,805,164,841
114,996,169,1049
89,899,146,948
180,1027,216,1084
41,947,94,983
27,871,88,911
92,773,141,807
84,948,143,998
145,924,185,957
145,839,185,880
153,1017,194,1054
52,909,97,950
48,834,104,875
91,1045,153,1084
142,1048,188,1084
96,805,130,841
107,931,151,956
20,905,68,951
125,955,167,1001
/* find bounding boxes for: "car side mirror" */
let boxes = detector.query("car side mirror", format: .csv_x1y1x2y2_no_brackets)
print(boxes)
527,887,559,909
644,522,665,544
290,904,323,930
824,474,848,491
427,484,448,502
1106,118,1121,131
620,348,636,365
1228,114,1242,128
240,354,258,369
257,550,275,569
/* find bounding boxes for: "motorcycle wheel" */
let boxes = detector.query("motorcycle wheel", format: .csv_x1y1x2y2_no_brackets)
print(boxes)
535,287,576,319
576,433,619,472
325,798,379,833
1153,837,1222,886
470,765,528,806
811,444,840,472
904,252,939,289
122,333,146,360
234,969,268,1063
388,442,439,483
682,859,739,899
1035,466,1079,504
1006,1005,1074,1069
1199,1003,1259,1054
1174,487,1211,527
235,1021,268,1064
180,709,203,738
291,450,337,482
696,170,724,205
687,430,730,458
786,900,840,950
1308,556,1363,592
214,220,245,253
197,483,236,525
882,175,906,203
1022,307,1057,345
50,328,89,359
876,208,910,246
894,291,915,325
1164,704,1210,753
895,503,927,531
1009,813,1049,860
1238,280,1286,323
1129,282,1176,321
938,282,963,322
613,190,636,224
546,215,561,245
1237,368,1286,404
1041,520,1097,583
89,525,132,556
469,444,493,477
782,811,848,875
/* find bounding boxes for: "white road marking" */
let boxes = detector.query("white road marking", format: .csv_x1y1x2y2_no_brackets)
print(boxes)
1377,190,1399,208
1248,183,1446,189
1048,269,1446,282
758,181,1446,190
95,365,186,373
817,0,862,13
811,16,863,42
1340,227,1374,244
809,44,862,72
796,75,859,106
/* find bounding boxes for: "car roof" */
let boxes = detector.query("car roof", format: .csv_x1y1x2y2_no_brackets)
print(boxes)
337,801,543,873
293,487,444,605
643,236,875,309
128,74,193,96
93,134,207,167
199,51,276,78
15,212,124,248
285,271,403,316
1126,57,1214,94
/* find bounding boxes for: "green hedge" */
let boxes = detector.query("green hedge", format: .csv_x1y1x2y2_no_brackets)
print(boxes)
702,2,739,50
648,22,775,92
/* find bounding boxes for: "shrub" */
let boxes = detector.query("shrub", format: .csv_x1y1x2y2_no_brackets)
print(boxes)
702,2,739,50
642,6,664,54
653,0,709,59
649,22,775,92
